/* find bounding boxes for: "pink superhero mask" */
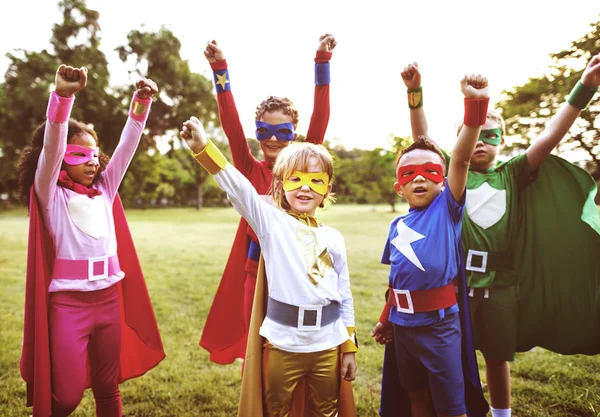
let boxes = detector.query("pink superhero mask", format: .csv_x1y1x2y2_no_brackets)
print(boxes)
63,144,100,166
396,163,444,185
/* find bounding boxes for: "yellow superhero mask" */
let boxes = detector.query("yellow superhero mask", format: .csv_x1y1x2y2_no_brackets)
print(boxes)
283,171,330,195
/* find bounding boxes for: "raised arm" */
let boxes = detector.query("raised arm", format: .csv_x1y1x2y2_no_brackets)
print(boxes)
526,54,600,171
205,40,257,177
34,65,86,209
180,116,273,237
447,75,489,203
102,78,157,199
305,34,336,144
401,62,429,141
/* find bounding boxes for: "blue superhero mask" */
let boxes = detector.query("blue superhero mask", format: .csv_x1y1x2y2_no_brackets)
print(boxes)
255,121,295,141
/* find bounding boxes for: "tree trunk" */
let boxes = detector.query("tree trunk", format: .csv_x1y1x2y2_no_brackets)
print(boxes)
196,181,203,210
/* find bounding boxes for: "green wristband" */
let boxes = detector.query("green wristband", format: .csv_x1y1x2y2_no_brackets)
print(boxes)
567,81,598,110
407,87,423,109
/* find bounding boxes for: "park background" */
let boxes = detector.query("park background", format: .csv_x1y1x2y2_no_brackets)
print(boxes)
1,0,600,415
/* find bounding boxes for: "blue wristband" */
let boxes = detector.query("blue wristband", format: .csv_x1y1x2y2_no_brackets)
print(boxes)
213,69,231,92
315,63,330,85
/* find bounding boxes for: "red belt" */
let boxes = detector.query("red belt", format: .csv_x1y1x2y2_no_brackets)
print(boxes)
52,255,121,281
390,282,457,314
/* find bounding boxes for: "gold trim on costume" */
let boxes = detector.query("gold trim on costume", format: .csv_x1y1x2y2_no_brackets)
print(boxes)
192,140,227,175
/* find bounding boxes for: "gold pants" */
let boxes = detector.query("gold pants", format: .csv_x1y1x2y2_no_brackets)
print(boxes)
262,343,340,417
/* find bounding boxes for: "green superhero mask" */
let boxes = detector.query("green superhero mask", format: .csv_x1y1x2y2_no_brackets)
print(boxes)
478,128,502,146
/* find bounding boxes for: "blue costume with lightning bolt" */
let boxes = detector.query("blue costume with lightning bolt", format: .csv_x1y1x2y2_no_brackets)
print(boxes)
380,185,488,416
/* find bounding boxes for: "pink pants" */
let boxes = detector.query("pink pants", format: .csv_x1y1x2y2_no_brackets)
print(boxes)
49,284,122,417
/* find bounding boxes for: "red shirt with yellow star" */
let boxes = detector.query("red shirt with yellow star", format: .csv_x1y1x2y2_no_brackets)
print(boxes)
200,51,333,364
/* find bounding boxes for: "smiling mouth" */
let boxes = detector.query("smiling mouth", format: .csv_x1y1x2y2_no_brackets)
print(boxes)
297,196,312,201
265,144,281,150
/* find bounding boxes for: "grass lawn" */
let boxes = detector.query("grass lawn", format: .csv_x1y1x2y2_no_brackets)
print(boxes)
1,204,599,416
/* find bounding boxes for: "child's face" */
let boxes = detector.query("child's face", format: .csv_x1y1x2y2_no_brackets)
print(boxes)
393,149,445,209
284,156,331,216
259,110,295,164
469,118,504,171
63,133,100,187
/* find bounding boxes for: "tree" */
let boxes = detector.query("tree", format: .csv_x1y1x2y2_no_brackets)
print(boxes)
116,27,220,209
0,0,122,201
498,17,600,177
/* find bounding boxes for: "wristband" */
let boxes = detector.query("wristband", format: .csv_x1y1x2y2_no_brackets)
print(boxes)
129,93,152,121
463,98,490,127
47,91,74,124
407,87,423,109
192,140,227,175
213,69,231,92
315,63,330,85
340,326,359,353
567,81,598,110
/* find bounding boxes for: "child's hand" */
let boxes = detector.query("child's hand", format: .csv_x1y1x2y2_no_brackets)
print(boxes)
401,62,421,90
317,33,337,52
371,321,393,345
460,74,489,99
180,116,208,154
341,352,357,382
204,40,225,63
581,54,600,88
55,65,87,98
135,78,158,100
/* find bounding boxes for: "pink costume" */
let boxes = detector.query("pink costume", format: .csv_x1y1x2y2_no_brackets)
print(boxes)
26,91,160,417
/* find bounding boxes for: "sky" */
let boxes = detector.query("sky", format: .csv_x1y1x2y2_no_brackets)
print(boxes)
1,0,599,152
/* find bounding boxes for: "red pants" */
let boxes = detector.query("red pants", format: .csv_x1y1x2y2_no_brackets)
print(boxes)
49,285,122,417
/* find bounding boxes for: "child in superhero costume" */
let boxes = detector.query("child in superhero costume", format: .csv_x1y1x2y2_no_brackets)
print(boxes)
373,74,491,417
181,116,358,416
199,34,337,365
390,54,600,417
17,65,165,417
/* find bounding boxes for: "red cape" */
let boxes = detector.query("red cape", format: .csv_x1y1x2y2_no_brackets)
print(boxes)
200,217,251,364
20,189,165,417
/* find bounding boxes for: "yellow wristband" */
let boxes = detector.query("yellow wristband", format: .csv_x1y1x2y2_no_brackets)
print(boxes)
341,326,358,353
192,140,227,174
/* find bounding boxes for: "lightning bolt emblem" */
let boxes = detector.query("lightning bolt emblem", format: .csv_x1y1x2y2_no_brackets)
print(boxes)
391,220,426,271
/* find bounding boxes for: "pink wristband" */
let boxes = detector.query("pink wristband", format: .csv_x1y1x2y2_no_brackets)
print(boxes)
46,91,74,124
463,98,490,127
129,93,152,121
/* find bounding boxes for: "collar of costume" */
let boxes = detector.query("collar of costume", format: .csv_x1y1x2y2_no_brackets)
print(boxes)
255,121,295,141
283,170,330,195
64,144,100,166
478,128,502,145
57,170,102,198
396,163,444,185
287,211,319,227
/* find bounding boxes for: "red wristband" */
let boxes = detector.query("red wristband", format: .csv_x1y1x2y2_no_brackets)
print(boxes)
210,59,228,72
379,302,392,324
463,98,490,127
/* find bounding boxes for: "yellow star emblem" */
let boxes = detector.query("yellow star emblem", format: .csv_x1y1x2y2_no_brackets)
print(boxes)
215,72,229,90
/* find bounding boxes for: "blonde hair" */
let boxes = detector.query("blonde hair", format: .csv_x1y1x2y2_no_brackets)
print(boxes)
456,108,506,137
271,142,335,210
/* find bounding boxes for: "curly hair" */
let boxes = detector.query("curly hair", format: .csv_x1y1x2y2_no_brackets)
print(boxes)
255,96,299,128
396,136,446,174
17,119,110,206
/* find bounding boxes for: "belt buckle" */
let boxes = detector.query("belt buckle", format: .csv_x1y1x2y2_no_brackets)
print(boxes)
88,256,108,281
393,289,414,314
298,305,323,331
466,249,488,273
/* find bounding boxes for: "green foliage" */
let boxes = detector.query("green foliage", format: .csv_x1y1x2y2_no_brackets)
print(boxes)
498,17,600,177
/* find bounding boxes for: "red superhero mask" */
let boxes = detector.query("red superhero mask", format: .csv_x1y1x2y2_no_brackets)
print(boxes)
396,163,444,185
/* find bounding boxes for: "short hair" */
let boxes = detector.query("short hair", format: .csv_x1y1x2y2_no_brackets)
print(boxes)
456,108,506,137
396,136,446,174
255,96,299,129
270,142,335,210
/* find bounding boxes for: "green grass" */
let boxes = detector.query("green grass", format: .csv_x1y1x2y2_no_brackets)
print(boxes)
1,205,599,416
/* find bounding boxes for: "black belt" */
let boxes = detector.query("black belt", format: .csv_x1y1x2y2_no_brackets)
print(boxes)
266,296,340,330
465,249,513,273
